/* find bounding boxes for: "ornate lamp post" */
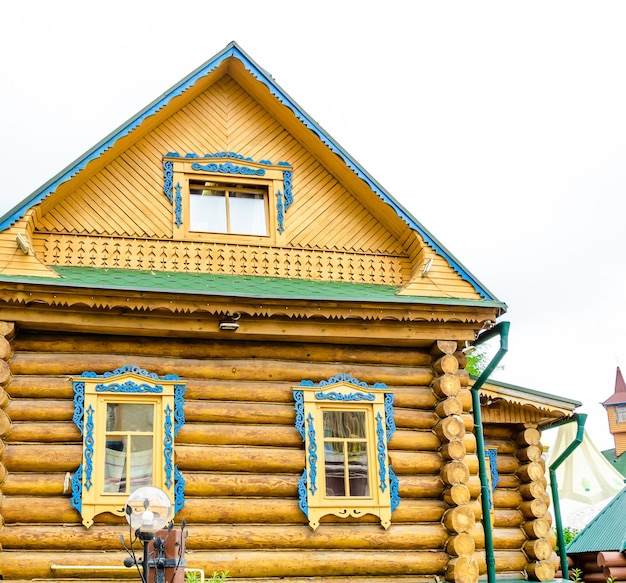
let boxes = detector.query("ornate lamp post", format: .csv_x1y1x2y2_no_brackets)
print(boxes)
122,486,186,583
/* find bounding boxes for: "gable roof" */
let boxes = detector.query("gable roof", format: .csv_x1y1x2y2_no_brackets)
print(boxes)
567,486,626,553
0,41,501,305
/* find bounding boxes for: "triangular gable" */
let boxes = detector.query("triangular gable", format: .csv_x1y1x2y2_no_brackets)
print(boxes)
0,42,502,304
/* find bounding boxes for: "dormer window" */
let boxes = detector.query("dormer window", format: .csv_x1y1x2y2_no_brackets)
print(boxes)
189,180,269,235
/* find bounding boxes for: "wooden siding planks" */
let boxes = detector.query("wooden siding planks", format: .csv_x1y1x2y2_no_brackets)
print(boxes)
31,74,407,257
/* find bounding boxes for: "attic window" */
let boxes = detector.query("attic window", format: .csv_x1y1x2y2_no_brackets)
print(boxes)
163,152,293,239
189,180,268,235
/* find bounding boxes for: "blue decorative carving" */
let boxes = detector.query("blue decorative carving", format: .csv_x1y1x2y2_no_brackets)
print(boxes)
384,393,396,441
84,405,95,491
71,364,186,522
73,381,85,434
70,464,83,514
174,466,185,514
95,381,163,393
175,182,183,227
486,448,499,488
276,190,284,234
191,161,266,176
163,160,174,203
174,384,186,437
208,151,253,161
485,448,499,509
78,364,180,381
306,412,318,495
283,170,293,211
297,470,308,516
315,391,375,402
299,373,387,390
293,390,305,440
376,411,387,492
164,404,174,490
389,467,400,512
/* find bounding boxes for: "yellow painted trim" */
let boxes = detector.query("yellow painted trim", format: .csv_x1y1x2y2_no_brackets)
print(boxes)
76,371,178,528
298,381,392,530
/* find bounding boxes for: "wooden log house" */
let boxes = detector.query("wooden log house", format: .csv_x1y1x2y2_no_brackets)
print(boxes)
0,42,580,583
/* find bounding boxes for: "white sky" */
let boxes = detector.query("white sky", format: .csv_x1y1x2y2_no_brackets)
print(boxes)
2,1,625,450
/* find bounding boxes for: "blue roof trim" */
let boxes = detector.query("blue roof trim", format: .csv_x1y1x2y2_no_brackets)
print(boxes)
0,41,497,301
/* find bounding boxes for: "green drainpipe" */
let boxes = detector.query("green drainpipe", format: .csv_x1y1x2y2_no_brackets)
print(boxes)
549,413,586,580
470,321,510,583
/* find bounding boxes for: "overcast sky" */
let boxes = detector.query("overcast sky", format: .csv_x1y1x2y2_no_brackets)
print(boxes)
2,1,625,450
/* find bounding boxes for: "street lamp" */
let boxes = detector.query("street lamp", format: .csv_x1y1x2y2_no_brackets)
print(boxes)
121,486,186,583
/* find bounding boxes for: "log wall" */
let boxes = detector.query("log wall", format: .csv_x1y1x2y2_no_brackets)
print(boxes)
0,328,451,582
0,326,556,582
482,424,557,581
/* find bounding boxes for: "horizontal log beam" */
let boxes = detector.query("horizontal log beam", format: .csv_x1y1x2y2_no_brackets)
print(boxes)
9,352,435,386
7,421,81,443
0,304,482,346
0,522,448,552
12,333,434,367
0,548,451,579
176,445,303,473
4,444,81,472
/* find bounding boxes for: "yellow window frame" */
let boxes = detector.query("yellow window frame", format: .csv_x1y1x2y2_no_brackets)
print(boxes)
163,152,293,242
71,366,185,528
293,375,399,530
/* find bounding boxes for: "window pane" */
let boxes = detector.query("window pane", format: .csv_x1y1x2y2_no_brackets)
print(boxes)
348,442,370,496
190,188,227,232
323,411,369,497
324,411,366,439
104,404,154,494
229,192,267,235
108,404,153,432
104,443,127,492
130,436,153,489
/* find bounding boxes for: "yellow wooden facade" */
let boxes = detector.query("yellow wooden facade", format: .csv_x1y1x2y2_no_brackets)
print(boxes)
0,43,579,583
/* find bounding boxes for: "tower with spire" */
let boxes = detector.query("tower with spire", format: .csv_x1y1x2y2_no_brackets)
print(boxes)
602,367,626,459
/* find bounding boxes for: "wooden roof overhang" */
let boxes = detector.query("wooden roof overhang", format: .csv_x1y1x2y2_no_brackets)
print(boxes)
477,378,581,428
0,273,502,347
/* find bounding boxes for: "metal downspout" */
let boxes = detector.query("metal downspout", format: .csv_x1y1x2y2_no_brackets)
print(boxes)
469,321,510,583
549,413,587,580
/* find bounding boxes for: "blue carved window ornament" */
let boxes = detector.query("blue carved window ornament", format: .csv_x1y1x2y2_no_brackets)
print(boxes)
485,447,499,509
72,364,186,528
293,373,399,530
163,152,293,235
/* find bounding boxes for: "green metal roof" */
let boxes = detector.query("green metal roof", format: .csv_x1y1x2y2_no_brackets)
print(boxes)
0,266,506,308
602,449,626,478
567,485,626,553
